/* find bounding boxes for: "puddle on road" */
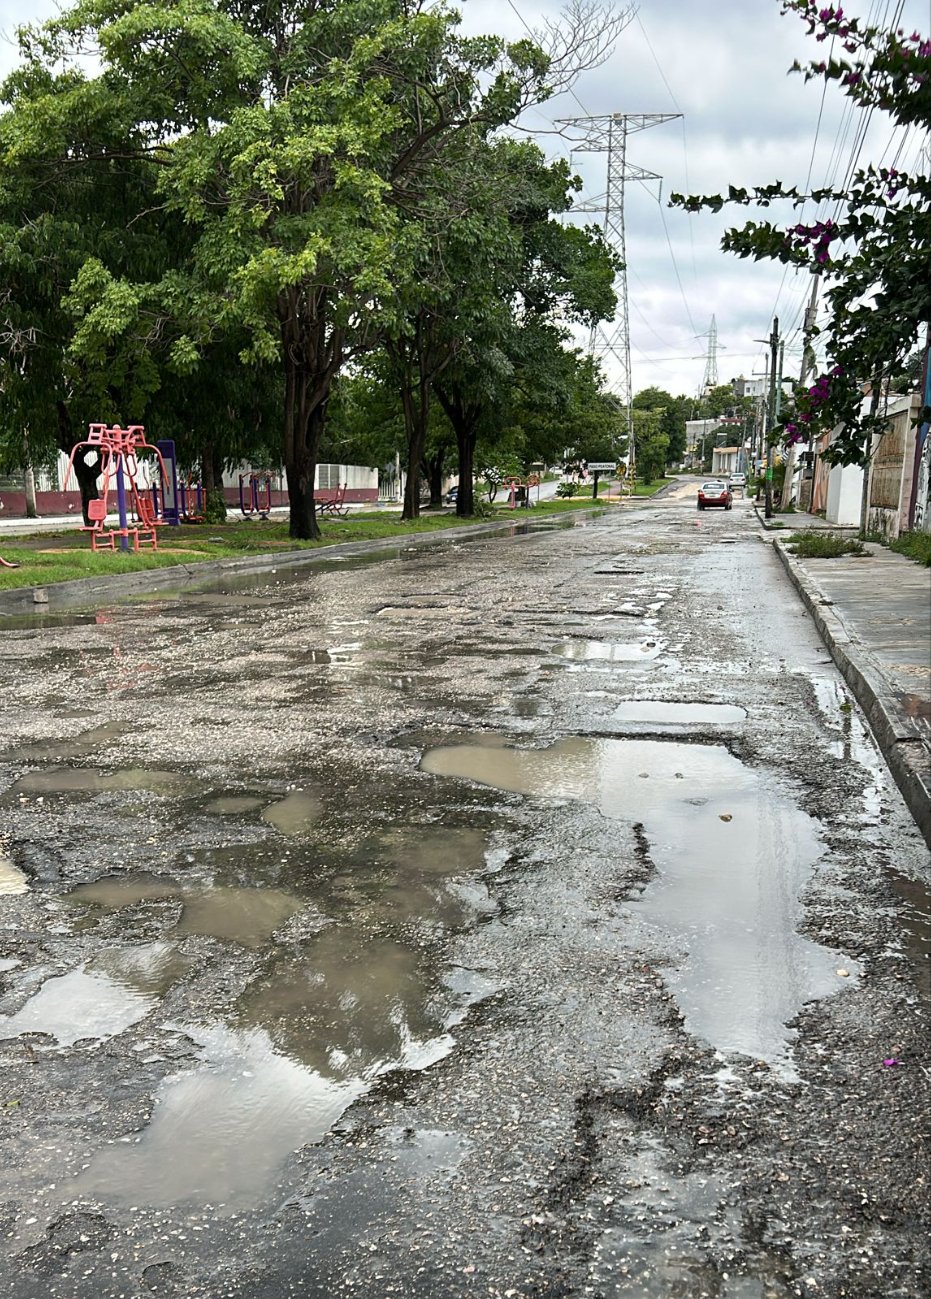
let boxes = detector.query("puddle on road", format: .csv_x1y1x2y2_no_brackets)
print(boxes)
590,1135,778,1297
888,870,931,1000
76,1022,365,1210
554,639,663,663
12,767,193,796
89,942,195,996
261,790,324,836
382,1126,471,1178
0,612,99,630
68,874,179,909
422,737,853,1074
67,875,305,948
236,929,453,1081
175,887,305,947
613,701,747,726
77,931,472,1210
0,963,157,1046
0,854,29,895
14,721,131,762
56,819,500,1209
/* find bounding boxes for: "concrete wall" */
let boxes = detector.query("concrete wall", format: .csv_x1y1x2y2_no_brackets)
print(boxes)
0,461,378,517
825,462,864,526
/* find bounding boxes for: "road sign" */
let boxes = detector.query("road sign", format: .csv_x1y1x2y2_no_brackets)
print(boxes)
587,462,616,472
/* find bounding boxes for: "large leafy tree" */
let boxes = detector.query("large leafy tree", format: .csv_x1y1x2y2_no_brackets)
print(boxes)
8,0,561,538
672,0,931,464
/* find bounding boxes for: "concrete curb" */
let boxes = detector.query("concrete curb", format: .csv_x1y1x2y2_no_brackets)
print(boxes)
0,507,610,619
773,538,931,850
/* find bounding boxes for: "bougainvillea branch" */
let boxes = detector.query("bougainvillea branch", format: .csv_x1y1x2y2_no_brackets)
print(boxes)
670,0,931,465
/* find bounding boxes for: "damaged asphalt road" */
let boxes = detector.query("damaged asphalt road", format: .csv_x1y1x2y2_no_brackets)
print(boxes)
0,488,929,1299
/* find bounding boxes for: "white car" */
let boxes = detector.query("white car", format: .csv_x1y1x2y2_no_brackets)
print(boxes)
729,472,747,489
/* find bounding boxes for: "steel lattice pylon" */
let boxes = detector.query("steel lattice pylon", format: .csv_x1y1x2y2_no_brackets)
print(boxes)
556,113,681,467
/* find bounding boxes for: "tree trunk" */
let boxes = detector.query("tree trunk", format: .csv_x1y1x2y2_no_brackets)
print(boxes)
279,289,343,541
401,383,422,521
451,418,475,514
23,466,37,518
437,385,479,517
424,447,445,507
201,443,227,522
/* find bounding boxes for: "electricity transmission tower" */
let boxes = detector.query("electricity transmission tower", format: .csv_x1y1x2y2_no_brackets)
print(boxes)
556,112,681,467
699,315,720,392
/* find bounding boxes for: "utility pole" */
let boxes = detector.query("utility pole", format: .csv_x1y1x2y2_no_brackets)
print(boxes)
765,317,780,519
779,276,815,509
556,112,682,476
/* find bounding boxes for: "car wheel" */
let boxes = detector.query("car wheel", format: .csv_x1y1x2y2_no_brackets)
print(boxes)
697,503,703,510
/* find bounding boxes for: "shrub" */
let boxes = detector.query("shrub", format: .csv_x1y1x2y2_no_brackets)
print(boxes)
555,481,579,498
787,532,866,559
889,531,931,568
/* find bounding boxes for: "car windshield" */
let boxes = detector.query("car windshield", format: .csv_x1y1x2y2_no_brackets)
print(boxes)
702,483,726,491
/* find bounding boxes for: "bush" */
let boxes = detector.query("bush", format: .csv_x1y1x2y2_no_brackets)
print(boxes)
471,499,496,519
556,481,579,498
787,532,866,559
204,489,228,523
889,531,931,567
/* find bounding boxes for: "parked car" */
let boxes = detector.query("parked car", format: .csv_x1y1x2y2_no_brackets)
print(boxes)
728,472,747,489
697,481,733,510
445,485,458,504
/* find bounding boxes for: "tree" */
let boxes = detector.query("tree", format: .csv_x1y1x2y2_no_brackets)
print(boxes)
630,408,668,484
671,1,931,467
632,387,691,468
9,0,629,540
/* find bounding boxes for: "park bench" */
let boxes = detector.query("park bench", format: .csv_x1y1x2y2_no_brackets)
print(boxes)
317,482,349,518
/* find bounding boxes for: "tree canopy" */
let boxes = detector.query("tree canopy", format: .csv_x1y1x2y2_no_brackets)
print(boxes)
0,0,626,531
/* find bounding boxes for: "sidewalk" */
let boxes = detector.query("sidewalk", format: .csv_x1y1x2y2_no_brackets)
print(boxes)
771,530,931,849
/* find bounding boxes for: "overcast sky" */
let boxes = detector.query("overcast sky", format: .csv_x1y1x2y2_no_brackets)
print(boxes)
2,0,928,400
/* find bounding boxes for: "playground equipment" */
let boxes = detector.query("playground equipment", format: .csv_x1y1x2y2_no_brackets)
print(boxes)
316,482,348,518
0,555,19,569
65,424,168,553
179,479,206,524
503,474,540,509
240,471,273,519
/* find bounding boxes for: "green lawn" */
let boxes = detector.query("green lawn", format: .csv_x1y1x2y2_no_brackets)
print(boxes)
0,498,607,591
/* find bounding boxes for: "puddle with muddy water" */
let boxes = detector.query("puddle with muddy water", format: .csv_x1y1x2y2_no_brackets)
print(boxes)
73,932,474,1210
12,767,193,796
75,1021,366,1209
261,789,324,836
888,870,931,1001
53,823,500,1208
13,721,131,762
422,737,854,1075
67,875,305,948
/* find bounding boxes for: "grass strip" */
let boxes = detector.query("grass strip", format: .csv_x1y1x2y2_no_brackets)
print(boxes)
0,499,606,591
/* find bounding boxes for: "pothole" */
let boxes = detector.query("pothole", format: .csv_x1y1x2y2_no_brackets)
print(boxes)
11,767,194,796
421,736,856,1076
553,640,663,663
